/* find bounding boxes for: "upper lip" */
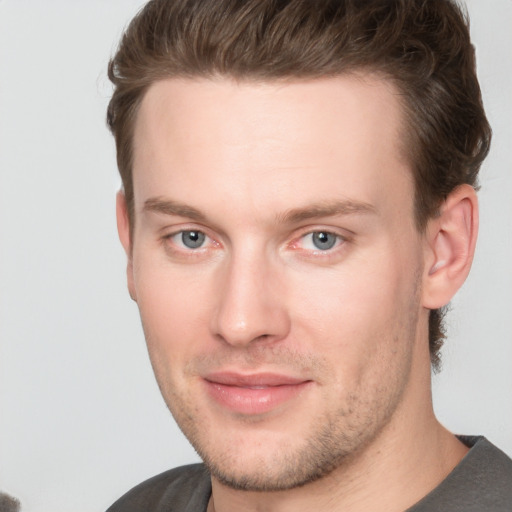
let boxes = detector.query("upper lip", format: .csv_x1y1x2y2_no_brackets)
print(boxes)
204,372,310,387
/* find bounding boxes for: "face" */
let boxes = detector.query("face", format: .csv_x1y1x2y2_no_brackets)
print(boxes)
124,75,430,491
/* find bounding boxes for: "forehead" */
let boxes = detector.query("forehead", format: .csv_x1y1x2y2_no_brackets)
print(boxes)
132,75,413,222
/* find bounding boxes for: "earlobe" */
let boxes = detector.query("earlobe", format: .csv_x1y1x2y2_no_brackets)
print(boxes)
116,191,137,302
422,184,478,309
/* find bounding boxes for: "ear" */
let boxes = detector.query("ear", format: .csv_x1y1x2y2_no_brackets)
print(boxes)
422,184,478,309
116,191,137,301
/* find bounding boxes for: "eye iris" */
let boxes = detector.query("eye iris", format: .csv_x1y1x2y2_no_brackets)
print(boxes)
182,231,205,249
312,232,336,250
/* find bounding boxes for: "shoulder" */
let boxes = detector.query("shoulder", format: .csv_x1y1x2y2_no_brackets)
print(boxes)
409,436,512,512
106,463,211,512
451,436,512,494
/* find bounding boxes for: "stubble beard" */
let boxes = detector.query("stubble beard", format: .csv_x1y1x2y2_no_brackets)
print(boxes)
148,278,422,492
163,343,416,493
165,373,411,492
201,400,384,492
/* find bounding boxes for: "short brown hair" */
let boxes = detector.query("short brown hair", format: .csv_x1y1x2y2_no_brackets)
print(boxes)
107,0,491,369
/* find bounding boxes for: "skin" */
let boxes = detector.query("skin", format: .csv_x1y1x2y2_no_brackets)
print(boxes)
118,75,477,512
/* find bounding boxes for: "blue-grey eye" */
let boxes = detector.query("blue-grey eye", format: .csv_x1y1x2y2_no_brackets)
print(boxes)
312,231,337,250
181,230,206,249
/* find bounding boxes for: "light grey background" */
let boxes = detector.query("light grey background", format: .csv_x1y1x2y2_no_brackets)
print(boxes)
0,1,510,511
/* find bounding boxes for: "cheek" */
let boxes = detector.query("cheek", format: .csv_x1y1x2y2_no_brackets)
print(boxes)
132,254,214,366
288,251,419,369
292,265,402,333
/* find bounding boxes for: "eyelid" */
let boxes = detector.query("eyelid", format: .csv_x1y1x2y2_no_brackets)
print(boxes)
161,225,221,252
169,230,208,250
288,227,349,254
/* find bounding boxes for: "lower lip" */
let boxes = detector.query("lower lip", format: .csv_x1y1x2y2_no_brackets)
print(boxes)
204,380,311,415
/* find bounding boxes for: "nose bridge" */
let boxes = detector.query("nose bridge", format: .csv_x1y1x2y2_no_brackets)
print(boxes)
211,242,289,347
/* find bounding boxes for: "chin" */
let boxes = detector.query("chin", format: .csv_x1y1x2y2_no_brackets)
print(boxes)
193,423,356,492
207,461,338,492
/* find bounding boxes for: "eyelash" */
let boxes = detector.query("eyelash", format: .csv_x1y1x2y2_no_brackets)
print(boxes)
289,230,347,256
161,228,349,258
163,229,217,253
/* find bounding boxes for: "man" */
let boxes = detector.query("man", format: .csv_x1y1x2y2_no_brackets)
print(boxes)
106,0,512,510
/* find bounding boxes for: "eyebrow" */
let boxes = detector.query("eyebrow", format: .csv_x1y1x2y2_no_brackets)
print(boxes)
143,197,207,221
277,200,376,224
143,197,376,224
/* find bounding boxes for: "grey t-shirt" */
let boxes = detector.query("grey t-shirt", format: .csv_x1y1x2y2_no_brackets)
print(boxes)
107,437,512,511
407,436,512,511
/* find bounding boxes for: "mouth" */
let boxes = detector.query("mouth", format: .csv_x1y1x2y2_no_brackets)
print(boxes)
203,372,313,415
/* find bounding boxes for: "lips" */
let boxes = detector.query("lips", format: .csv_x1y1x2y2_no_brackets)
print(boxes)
203,372,312,415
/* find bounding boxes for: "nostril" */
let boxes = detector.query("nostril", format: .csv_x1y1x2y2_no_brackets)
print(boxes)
254,334,271,343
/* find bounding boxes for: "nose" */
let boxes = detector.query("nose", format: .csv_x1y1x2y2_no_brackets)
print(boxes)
210,249,291,348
